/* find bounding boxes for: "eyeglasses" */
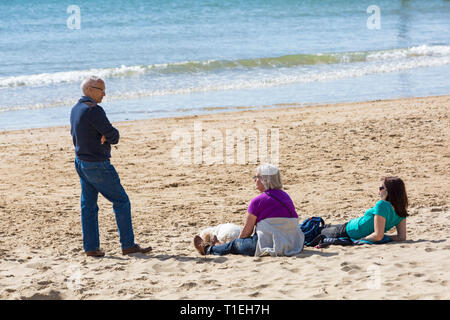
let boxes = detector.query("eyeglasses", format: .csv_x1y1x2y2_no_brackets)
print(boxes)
379,186,385,191
253,175,262,180
90,86,105,93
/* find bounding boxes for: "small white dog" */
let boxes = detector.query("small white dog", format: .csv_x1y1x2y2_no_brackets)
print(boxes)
199,223,242,245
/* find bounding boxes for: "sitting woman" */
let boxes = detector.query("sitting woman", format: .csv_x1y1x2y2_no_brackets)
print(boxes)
320,176,408,242
194,164,304,256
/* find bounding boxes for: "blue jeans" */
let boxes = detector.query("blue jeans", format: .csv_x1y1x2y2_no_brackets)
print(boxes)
74,157,135,252
207,234,258,256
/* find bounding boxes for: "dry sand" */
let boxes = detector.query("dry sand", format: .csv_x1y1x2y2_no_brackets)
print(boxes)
0,95,449,300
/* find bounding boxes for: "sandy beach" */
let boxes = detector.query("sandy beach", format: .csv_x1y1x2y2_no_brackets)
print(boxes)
0,94,449,300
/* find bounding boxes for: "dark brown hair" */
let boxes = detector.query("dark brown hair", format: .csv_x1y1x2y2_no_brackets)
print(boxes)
383,176,409,218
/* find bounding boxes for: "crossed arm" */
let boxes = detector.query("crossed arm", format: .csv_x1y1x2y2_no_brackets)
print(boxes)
88,106,119,145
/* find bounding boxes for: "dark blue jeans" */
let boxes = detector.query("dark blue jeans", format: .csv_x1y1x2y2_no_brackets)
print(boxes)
74,157,135,252
320,223,349,238
207,234,258,256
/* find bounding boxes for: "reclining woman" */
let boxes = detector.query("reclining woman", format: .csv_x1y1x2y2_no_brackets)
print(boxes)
320,176,408,242
194,164,304,256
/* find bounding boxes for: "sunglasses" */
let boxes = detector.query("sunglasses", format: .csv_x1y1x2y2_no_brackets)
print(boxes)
379,186,385,191
90,86,105,92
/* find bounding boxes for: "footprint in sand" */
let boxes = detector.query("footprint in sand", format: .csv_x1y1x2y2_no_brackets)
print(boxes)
256,284,270,290
25,262,52,272
178,281,197,291
202,279,218,285
152,261,184,273
312,288,329,298
20,290,63,300
340,262,361,273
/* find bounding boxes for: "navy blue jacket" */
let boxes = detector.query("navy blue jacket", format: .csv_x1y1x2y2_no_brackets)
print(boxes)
70,96,119,162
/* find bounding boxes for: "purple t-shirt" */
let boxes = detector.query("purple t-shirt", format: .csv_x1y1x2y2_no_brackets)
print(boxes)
248,189,298,223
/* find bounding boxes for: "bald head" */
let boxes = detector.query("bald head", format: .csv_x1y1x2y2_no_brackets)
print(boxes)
81,76,106,104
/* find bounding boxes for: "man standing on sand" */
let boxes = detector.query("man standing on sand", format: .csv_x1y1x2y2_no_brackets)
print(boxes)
70,75,152,257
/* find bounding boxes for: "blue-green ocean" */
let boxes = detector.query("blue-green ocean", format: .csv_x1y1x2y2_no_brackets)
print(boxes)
1,0,449,130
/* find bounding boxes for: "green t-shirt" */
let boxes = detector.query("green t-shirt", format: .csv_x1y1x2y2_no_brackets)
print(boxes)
345,200,405,239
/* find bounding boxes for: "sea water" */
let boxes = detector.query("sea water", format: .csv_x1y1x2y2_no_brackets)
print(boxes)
0,0,449,130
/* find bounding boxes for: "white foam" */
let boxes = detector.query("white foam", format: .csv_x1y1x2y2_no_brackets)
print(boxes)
0,65,147,89
1,46,449,113
110,54,450,100
367,45,450,61
1,45,449,89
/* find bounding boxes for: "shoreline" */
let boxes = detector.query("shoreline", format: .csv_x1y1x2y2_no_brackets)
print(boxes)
1,93,449,133
0,94,449,299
